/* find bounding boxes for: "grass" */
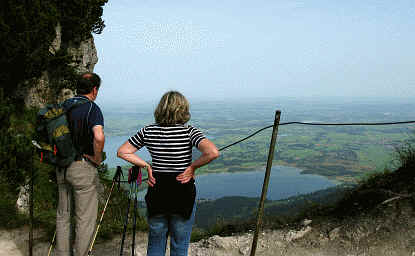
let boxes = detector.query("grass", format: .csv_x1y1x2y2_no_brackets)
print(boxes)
294,137,415,222
191,136,415,241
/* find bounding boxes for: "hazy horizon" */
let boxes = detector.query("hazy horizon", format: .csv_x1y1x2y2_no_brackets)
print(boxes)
94,0,415,106
99,95,415,112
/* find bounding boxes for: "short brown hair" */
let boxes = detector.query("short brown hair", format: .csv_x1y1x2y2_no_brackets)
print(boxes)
77,72,101,94
154,91,190,125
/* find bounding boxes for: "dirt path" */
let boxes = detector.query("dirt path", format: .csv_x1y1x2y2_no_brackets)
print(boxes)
3,199,415,256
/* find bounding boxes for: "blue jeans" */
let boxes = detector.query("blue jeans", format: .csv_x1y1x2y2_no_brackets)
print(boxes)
147,204,196,256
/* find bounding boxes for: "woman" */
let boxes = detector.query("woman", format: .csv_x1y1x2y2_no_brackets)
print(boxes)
117,91,219,256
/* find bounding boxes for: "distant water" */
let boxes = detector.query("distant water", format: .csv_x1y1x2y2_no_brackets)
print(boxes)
196,166,335,200
104,135,151,167
105,136,335,201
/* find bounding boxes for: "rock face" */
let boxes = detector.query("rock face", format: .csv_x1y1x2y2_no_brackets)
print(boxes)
67,36,98,74
24,23,98,108
16,185,30,214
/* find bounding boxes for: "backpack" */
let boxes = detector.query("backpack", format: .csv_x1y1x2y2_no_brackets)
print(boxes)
34,98,90,168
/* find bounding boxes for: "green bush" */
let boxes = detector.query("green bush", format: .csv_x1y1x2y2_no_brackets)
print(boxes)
0,89,37,227
395,138,415,169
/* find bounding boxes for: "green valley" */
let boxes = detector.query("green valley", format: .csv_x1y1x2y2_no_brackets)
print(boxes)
103,98,415,183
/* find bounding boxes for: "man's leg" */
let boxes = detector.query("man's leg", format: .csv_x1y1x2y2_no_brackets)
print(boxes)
66,161,98,256
169,204,196,256
55,169,73,256
147,215,169,256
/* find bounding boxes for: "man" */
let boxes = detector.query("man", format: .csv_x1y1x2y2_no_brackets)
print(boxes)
55,72,105,256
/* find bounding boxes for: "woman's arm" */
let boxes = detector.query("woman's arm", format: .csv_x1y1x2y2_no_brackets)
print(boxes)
176,138,220,184
117,141,155,186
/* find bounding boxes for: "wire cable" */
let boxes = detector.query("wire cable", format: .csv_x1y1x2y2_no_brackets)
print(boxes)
219,120,415,151
218,125,274,151
103,120,415,182
280,120,415,126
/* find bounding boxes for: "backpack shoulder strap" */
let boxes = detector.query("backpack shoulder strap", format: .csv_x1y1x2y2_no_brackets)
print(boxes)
64,97,90,112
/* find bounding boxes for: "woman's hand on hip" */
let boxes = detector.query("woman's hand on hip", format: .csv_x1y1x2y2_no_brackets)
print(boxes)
176,166,195,184
146,164,156,187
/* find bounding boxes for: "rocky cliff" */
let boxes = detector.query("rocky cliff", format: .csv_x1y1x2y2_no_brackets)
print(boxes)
23,23,98,108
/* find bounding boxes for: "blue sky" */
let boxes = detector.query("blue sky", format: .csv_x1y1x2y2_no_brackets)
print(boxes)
94,0,415,105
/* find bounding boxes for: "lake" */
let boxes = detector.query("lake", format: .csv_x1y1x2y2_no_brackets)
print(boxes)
104,135,151,167
105,136,335,200
196,166,335,200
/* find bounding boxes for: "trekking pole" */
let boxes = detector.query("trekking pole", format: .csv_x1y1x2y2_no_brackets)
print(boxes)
131,166,141,256
29,144,37,256
47,231,56,256
119,182,133,256
132,182,138,256
87,166,123,256
119,166,142,256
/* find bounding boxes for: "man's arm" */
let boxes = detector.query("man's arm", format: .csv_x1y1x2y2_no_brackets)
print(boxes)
84,125,105,165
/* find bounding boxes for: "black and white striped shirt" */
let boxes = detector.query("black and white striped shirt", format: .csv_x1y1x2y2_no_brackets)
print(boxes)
128,124,206,173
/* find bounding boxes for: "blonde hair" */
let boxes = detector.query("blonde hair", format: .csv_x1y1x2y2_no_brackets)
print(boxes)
154,91,190,125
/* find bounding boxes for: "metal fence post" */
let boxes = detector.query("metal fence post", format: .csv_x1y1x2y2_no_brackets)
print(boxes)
250,110,281,256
